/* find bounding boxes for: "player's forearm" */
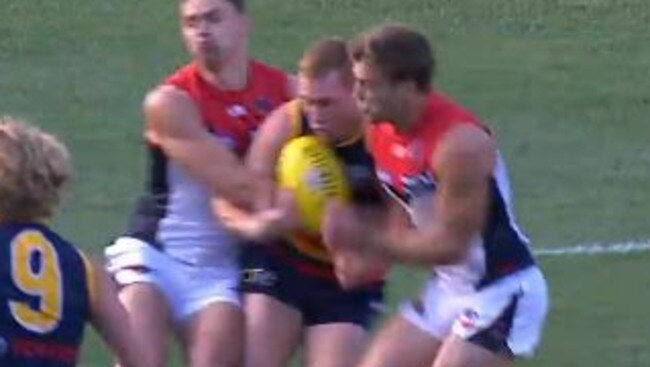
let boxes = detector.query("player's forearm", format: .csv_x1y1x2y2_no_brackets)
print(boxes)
165,140,257,209
372,224,470,266
209,169,257,210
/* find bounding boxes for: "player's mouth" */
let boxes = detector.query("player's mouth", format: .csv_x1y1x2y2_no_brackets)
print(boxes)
311,125,328,135
197,39,217,52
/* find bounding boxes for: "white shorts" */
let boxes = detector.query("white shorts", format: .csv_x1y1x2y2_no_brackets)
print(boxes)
400,266,548,358
105,237,241,323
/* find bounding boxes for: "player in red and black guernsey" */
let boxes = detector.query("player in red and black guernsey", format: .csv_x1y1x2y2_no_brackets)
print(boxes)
0,118,150,367
103,0,292,366
214,39,391,367
322,24,549,367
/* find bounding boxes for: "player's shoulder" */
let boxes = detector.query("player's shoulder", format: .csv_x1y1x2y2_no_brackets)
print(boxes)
262,99,299,128
143,84,197,121
144,84,193,109
251,59,289,80
434,123,495,173
443,123,493,153
250,59,293,98
164,63,198,87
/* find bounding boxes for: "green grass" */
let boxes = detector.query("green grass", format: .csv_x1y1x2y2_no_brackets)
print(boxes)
1,0,649,366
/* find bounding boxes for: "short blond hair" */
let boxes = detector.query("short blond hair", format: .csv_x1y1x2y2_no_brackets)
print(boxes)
298,37,353,86
0,117,72,222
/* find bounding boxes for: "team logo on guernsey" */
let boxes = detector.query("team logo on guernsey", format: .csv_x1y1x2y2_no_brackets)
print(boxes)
227,104,248,118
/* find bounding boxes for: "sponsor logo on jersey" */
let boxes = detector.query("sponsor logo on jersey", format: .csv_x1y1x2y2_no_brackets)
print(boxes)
226,104,248,118
242,267,278,287
11,338,79,364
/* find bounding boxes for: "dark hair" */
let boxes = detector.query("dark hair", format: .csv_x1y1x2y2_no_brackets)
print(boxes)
350,23,434,92
180,0,245,13
298,37,353,86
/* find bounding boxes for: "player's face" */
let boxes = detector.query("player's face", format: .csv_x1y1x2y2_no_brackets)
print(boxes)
352,60,404,124
180,0,248,68
298,71,361,144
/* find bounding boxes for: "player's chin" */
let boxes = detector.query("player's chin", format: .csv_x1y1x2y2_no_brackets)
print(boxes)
310,127,331,140
193,49,222,67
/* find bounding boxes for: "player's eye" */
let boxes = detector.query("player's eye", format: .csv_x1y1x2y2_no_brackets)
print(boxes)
183,16,199,28
305,98,331,109
204,10,222,24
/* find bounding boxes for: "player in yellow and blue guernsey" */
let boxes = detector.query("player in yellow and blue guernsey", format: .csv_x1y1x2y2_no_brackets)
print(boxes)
0,117,151,367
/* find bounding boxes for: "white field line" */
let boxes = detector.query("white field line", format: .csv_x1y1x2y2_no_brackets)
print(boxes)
533,239,650,257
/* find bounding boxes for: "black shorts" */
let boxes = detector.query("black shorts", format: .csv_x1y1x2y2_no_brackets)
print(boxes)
239,244,384,329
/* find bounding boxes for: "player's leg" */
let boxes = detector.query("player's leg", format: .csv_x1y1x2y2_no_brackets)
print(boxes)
240,245,304,367
434,266,548,367
106,238,173,367
358,277,464,367
359,314,442,367
433,335,512,367
176,265,244,367
115,283,171,367
180,301,244,367
243,293,303,367
303,323,366,367
302,278,383,367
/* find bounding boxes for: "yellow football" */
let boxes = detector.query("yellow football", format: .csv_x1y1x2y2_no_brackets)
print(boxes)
276,136,350,234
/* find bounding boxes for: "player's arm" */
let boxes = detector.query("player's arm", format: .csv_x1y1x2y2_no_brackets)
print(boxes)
213,102,299,239
84,258,154,367
324,124,495,266
144,85,256,209
245,101,299,209
376,124,495,264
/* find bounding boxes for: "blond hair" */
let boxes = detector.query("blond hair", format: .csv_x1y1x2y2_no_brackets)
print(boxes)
0,117,72,222
298,37,353,86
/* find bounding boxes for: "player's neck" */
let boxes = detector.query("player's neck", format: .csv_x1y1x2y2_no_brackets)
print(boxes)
394,93,428,132
197,51,251,91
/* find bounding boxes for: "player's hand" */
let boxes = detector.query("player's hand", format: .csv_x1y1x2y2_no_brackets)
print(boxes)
212,198,251,230
212,198,278,240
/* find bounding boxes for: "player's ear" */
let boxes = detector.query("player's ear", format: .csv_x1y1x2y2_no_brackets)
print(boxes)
398,78,419,97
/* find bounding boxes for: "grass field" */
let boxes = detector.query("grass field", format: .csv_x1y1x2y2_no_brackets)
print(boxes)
1,0,649,366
